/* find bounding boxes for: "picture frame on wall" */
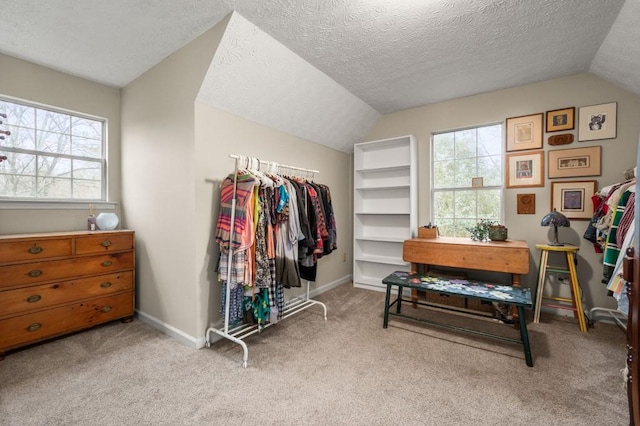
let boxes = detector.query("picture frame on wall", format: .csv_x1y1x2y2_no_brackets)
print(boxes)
506,113,544,152
517,193,536,214
578,102,617,141
506,150,544,188
551,180,597,220
546,107,575,133
548,146,601,178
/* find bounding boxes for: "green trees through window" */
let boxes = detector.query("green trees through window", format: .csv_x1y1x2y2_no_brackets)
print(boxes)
432,124,503,237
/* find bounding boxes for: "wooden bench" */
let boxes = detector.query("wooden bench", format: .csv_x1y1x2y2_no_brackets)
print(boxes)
382,271,534,367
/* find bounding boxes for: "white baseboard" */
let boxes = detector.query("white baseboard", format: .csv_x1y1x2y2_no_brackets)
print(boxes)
135,310,201,349
138,274,353,350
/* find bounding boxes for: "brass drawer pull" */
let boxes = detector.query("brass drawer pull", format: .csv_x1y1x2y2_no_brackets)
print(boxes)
27,269,43,278
28,245,43,254
100,281,112,288
101,306,112,313
101,260,113,267
27,323,42,332
27,295,42,303
101,240,112,248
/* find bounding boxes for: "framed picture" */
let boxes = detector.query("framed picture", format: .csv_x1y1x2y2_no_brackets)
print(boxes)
517,193,536,214
551,180,597,220
471,177,483,188
506,150,544,188
578,102,617,141
506,113,544,152
546,107,575,133
548,146,601,178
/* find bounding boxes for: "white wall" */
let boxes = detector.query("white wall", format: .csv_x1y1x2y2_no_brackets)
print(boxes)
0,53,121,234
364,72,640,314
194,103,353,339
120,17,230,340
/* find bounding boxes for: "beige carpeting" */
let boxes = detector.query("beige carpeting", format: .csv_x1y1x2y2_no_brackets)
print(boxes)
0,283,629,425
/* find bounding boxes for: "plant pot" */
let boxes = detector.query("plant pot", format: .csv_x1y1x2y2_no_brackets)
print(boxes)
488,227,508,241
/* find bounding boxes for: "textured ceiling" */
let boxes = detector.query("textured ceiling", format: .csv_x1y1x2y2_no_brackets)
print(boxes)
1,0,636,150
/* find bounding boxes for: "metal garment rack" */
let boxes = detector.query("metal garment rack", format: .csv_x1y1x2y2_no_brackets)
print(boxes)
205,154,327,368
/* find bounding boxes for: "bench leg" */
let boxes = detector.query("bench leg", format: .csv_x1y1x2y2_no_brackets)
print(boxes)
396,285,403,314
518,306,534,367
383,284,392,328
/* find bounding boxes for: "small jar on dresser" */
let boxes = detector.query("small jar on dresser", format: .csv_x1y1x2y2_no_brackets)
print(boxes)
0,230,135,360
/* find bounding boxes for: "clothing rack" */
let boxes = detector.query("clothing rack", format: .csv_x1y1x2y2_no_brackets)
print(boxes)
204,154,327,368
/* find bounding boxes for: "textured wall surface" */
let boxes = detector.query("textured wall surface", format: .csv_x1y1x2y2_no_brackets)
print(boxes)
196,12,379,153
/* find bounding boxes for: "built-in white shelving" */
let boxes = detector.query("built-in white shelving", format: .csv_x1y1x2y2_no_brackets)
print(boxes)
353,135,417,292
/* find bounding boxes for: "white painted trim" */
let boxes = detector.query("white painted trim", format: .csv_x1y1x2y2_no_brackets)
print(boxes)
0,201,118,210
137,275,352,350
135,310,201,349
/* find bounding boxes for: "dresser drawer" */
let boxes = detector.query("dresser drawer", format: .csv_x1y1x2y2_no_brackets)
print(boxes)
0,271,134,319
0,252,134,289
0,238,73,264
0,292,133,352
75,233,134,255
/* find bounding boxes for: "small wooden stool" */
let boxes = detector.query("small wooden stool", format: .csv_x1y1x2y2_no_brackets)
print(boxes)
534,244,587,332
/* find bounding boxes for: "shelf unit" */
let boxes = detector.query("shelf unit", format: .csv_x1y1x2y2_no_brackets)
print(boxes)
353,135,417,292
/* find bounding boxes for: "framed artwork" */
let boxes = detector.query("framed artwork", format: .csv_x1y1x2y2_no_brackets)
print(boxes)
551,180,597,220
578,102,617,141
517,193,536,214
471,177,483,188
546,107,575,133
506,150,544,188
548,146,601,178
506,113,544,152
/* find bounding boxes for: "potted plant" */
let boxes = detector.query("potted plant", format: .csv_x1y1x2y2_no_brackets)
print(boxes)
466,220,508,241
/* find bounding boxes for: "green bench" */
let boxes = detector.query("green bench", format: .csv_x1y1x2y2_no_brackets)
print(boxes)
382,271,534,367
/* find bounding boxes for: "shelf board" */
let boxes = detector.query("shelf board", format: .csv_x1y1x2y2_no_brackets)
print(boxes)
354,236,407,243
355,255,407,266
355,184,410,191
355,211,411,215
355,164,410,173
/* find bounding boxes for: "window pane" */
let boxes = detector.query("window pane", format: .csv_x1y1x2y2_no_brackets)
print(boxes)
37,177,71,198
0,174,36,197
455,190,476,219
38,156,72,179
37,109,71,135
2,125,36,150
478,189,502,219
433,160,455,189
478,155,503,186
456,218,477,237
73,179,101,199
454,158,477,187
0,101,35,128
0,152,37,176
73,159,102,180
433,133,454,161
72,136,102,158
477,125,502,156
454,129,476,159
433,191,454,219
72,117,102,140
37,130,71,155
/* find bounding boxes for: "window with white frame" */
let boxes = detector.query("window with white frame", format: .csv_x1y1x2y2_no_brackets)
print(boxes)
0,97,106,201
431,123,503,237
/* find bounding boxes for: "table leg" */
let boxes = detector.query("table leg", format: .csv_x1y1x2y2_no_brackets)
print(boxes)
397,285,403,314
411,263,419,308
383,284,392,328
518,306,534,367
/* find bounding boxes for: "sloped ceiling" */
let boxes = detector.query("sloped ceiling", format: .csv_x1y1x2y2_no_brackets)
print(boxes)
1,0,637,152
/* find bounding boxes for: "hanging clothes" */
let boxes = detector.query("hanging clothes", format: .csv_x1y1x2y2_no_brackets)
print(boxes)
215,163,336,325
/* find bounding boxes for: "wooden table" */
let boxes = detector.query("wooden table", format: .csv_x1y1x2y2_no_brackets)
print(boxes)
403,237,530,284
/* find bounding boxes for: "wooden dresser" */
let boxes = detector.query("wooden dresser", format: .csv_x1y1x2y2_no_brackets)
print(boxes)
0,230,135,359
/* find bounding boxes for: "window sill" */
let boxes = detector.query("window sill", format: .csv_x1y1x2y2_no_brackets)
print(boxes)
0,201,118,210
